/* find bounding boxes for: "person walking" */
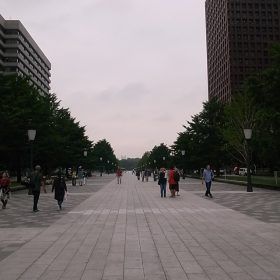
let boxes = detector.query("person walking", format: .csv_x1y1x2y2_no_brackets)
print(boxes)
52,170,67,210
136,169,140,180
77,166,83,186
116,167,122,184
168,166,176,198
31,165,43,212
158,168,167,198
174,167,180,196
0,171,11,209
202,164,214,198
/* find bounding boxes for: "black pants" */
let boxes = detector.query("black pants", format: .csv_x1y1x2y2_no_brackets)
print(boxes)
205,181,212,196
33,191,40,211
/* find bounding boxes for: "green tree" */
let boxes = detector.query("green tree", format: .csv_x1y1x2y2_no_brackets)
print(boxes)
148,143,171,169
173,99,228,172
91,139,118,173
0,74,93,180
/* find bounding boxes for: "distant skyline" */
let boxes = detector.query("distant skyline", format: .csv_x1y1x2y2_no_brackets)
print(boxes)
1,0,208,158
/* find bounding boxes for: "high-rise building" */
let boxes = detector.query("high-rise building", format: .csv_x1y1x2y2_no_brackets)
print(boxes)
0,14,51,95
205,0,280,103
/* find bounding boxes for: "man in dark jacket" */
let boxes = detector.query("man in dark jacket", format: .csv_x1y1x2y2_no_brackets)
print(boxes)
31,165,43,212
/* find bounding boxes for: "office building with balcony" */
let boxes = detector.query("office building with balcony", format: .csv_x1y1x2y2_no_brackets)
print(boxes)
205,0,280,103
0,14,51,95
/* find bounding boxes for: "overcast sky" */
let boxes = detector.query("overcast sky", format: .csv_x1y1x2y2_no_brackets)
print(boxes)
1,0,208,158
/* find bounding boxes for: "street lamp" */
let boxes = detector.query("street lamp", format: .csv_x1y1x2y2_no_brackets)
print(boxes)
27,129,36,170
181,150,186,179
244,128,253,192
163,156,165,161
83,150,88,157
100,157,103,176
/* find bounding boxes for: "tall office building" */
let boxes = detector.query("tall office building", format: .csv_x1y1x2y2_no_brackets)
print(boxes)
205,0,280,103
0,15,51,95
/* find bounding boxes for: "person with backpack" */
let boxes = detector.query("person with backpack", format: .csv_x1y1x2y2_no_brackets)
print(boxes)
202,164,214,198
158,168,167,198
174,167,180,196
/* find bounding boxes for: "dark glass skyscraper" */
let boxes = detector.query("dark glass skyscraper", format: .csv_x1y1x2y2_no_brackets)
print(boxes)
205,0,280,103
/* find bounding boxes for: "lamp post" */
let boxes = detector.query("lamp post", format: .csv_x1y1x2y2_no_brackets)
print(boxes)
181,150,186,179
27,129,36,170
107,160,110,174
244,128,253,192
100,157,103,176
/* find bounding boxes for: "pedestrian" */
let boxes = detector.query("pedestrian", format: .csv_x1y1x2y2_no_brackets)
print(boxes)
83,171,87,185
136,169,140,180
52,169,67,210
0,171,11,209
168,166,176,197
77,166,83,186
144,169,149,182
202,164,214,198
30,165,43,212
158,168,167,198
174,167,180,196
72,170,77,186
141,170,145,182
116,167,122,184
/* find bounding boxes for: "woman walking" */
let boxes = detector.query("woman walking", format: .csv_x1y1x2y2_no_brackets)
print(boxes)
52,170,67,210
168,166,176,198
158,168,167,198
0,171,11,209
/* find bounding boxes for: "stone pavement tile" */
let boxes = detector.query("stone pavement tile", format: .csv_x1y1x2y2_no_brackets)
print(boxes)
81,269,103,280
194,256,219,268
229,272,254,280
180,261,204,274
187,273,211,280
175,250,197,262
62,262,87,279
217,260,244,273
102,276,123,280
164,267,188,280
19,263,49,279
125,253,143,269
254,258,280,273
124,268,145,280
103,262,124,277
143,262,165,276
144,275,167,280
243,265,276,279
160,256,182,268
107,252,125,263
204,266,232,280
38,269,64,280
188,246,209,256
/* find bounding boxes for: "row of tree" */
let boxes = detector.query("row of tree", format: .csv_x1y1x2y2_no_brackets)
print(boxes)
138,44,280,173
0,75,118,181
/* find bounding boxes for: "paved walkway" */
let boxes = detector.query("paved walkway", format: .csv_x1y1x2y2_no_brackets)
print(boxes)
0,173,280,280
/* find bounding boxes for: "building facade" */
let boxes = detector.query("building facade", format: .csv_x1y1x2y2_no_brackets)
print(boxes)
205,0,280,103
0,15,51,95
